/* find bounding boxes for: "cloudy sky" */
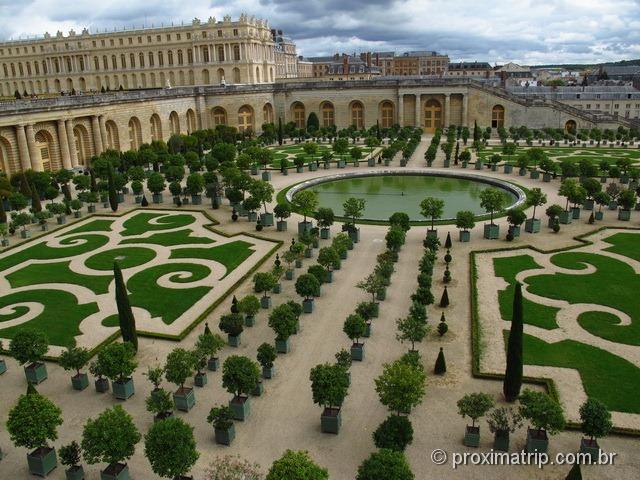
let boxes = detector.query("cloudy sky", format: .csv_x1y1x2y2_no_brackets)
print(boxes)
0,0,639,65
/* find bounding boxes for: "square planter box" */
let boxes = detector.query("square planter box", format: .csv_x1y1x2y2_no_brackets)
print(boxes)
285,269,294,280
608,201,618,211
426,229,438,239
262,366,275,379
229,395,251,421
296,166,304,173
340,250,348,260
251,166,259,175
65,465,85,480
363,321,372,338
326,271,333,283
503,164,513,174
518,167,527,176
117,193,125,203
474,161,483,170
579,438,600,461
323,162,331,170
526,428,549,454
303,298,314,313
21,229,32,239
458,230,471,242
174,387,196,412
273,282,282,293
215,425,236,446
228,334,241,347
251,380,264,396
194,372,208,387
618,209,631,221
152,193,163,204
207,357,220,371
309,163,318,172
134,196,142,204
275,338,290,354
298,221,313,236
543,173,552,182
571,207,581,219
1,239,9,247
27,447,57,477
368,158,376,167
248,212,258,222
461,162,468,169
489,163,496,171
87,204,96,213
338,160,346,168
74,211,82,218
595,211,604,221
351,343,364,361
524,218,541,233
304,247,313,258
71,373,89,391
348,228,360,243
101,463,129,480
493,431,510,452
260,212,274,227
0,358,6,375
583,199,594,210
277,220,288,232
25,362,48,384
370,302,380,318
509,225,521,237
321,407,342,434
320,228,330,239
57,216,67,225
191,195,202,205
262,171,272,181
95,377,109,393
483,224,499,240
112,378,135,400
261,296,272,309
529,170,540,180
559,211,572,224
295,259,303,268
376,288,386,301
464,426,480,447
245,315,255,327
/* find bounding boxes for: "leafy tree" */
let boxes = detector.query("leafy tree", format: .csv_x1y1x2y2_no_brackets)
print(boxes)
479,188,507,224
257,343,277,370
343,314,366,345
527,188,547,220
249,180,275,214
356,273,385,303
96,342,137,383
291,190,319,223
274,203,291,221
317,246,340,273
373,415,414,452
420,197,445,230
164,348,196,390
374,359,426,415
396,315,427,351
504,282,524,402
307,264,328,285
81,405,141,467
59,441,82,471
309,363,349,409
219,313,245,337
266,450,328,480
342,197,366,227
194,331,225,367
389,212,411,232
253,272,277,298
207,405,235,431
59,346,90,376
144,416,199,479
114,262,138,350
507,208,526,228
222,355,261,398
295,273,320,301
315,207,335,229
579,398,612,442
385,226,406,252
147,172,166,194
519,389,566,436
7,392,63,450
268,304,297,341
9,329,49,365
145,388,174,418
356,449,414,480
238,295,261,319
457,392,495,427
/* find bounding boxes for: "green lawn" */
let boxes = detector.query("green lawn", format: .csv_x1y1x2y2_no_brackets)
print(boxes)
120,229,215,247
6,261,112,295
170,240,255,277
85,246,157,271
120,212,196,236
602,232,640,262
61,219,114,235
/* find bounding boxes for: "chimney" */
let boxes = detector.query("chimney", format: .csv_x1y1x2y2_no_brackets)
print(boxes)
366,52,371,67
343,55,349,74
376,53,379,65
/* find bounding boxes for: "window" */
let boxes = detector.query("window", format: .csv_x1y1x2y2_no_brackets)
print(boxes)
177,34,181,40
119,38,123,45
177,50,183,65
128,37,132,45
148,52,154,67
381,101,394,128
111,55,117,69
129,53,135,68
350,101,364,129
103,56,108,70
218,30,223,37
321,102,334,127
156,35,161,42
166,34,171,41
203,47,209,63
614,104,619,109
238,106,253,132
202,31,207,38
187,49,193,64
233,45,240,61
120,54,126,68
139,53,145,68
586,104,591,109
92,41,97,47
110,39,114,46
233,29,238,36
218,46,224,62
147,36,151,42
212,107,227,126
168,51,173,66
292,103,305,129
158,52,164,66
187,33,191,39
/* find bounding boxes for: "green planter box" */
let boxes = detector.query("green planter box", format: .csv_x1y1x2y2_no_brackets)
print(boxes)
296,166,304,173
340,250,348,260
370,302,380,318
248,211,258,222
229,395,251,421
459,230,471,242
277,220,288,232
571,207,581,219
543,173,552,182
559,211,572,224
174,387,196,412
260,212,274,227
323,161,331,169
493,431,510,452
376,288,386,301
518,167,527,176
21,229,32,239
529,170,540,180
27,447,57,477
152,193,163,204
348,228,360,243
251,165,259,175
524,218,540,233
228,334,241,347
57,215,67,225
526,428,549,454
483,224,499,240
0,358,6,375
65,465,85,480
25,362,48,384
321,407,342,434
215,425,235,445
368,158,375,167
309,163,318,172
190,195,202,205
338,160,346,168
618,209,631,221
74,211,82,218
194,372,208,387
461,161,468,168
464,426,480,447
262,366,275,379
275,338,290,354
207,357,220,371
251,380,264,396
320,228,330,239
304,247,313,258
245,315,255,327
326,271,333,283
285,269,294,280
579,438,600,461
303,298,314,313
272,283,282,294
351,343,364,361
490,163,496,171
509,225,521,237
295,259,303,268
262,171,272,181
100,463,129,480
426,229,438,239
595,211,604,221
583,199,594,210
88,205,96,213
608,201,618,210
71,373,89,391
474,161,483,170
298,221,313,236
503,164,513,174
363,321,372,338
94,377,109,393
112,378,135,400
261,296,272,309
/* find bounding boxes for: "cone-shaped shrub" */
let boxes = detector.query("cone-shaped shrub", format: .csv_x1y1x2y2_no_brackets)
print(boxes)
439,286,450,308
434,347,446,375
503,282,523,402
114,262,137,351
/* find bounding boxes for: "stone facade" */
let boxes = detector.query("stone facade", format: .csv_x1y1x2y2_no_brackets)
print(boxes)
0,78,625,175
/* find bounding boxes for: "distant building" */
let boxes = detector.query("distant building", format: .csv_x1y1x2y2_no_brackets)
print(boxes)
446,61,493,78
494,62,533,86
271,29,299,79
304,53,381,79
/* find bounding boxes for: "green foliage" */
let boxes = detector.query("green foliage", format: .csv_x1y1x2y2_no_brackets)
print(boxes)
274,203,291,220
253,271,277,297
268,304,297,341
389,212,411,232
96,342,137,382
317,247,340,272
479,188,507,223
291,190,319,221
486,407,523,434
315,207,335,228
147,172,166,194
504,282,524,402
59,441,82,467
59,346,90,375
309,362,349,409
8,329,49,365
519,389,566,435
218,313,245,337
114,262,138,350
144,416,199,479
207,405,234,430
237,295,261,317
343,313,367,343
457,392,495,427
195,332,225,362
7,393,63,449
385,226,406,252
81,405,141,466
375,359,426,414
164,348,197,389
266,449,328,480
257,342,277,369
434,347,447,374
145,388,173,416
579,398,612,440
342,197,366,225
420,197,445,229
295,273,320,300
396,315,427,350
356,272,385,303
507,208,527,227
373,415,414,452
222,355,261,397
356,449,414,480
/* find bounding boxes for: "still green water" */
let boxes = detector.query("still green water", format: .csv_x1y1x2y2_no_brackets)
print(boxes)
309,175,518,221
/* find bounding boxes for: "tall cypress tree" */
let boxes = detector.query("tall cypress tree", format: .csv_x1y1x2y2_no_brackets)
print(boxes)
29,182,42,213
107,164,118,212
277,117,283,146
473,120,480,143
114,261,138,351
503,282,523,402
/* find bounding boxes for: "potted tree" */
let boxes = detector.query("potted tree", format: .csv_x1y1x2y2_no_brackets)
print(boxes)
582,178,601,210
455,210,475,242
59,346,91,391
9,328,49,384
545,204,563,228
374,358,426,415
593,191,611,221
1,223,10,247
238,294,261,327
70,198,83,218
558,179,578,223
207,405,236,446
219,313,244,347
283,250,297,280
98,342,137,400
186,172,205,205
479,188,506,239
269,303,297,353
295,273,320,313
7,391,63,477
539,157,557,182
165,348,197,412
291,241,305,268
516,154,529,176
617,188,636,221
274,203,291,232
147,172,166,204
12,211,32,238
342,197,366,243
318,246,340,283
250,180,275,227
356,449,413,480
144,416,199,480
145,387,174,422
46,202,68,225
257,342,277,379
357,272,386,304
89,354,110,393
506,208,526,239
195,327,225,376
579,398,612,460
222,355,261,421
291,190,319,235
59,441,84,480
344,313,367,361
486,407,522,452
316,207,335,239
519,389,566,454
335,348,353,385
242,196,261,222
332,232,352,260
310,363,350,434
253,271,277,309
267,450,329,479
456,392,495,447
286,300,303,334
525,188,547,233
130,180,144,204
81,405,141,480
420,197,444,238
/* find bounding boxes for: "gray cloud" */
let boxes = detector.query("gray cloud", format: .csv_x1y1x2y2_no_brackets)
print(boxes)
0,0,638,64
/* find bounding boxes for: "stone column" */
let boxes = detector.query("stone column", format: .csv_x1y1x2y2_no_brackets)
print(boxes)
98,116,108,151
462,93,469,127
66,119,79,168
57,119,72,169
15,124,31,171
25,124,43,171
397,93,404,127
415,94,421,128
91,116,104,155
444,94,451,127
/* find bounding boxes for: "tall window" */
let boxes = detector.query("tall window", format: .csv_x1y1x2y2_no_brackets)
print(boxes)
238,106,253,132
491,105,505,128
203,47,210,63
177,50,183,65
148,52,155,67
158,52,164,67
187,49,193,64
218,46,225,62
380,101,394,128
94,57,99,71
321,102,334,127
292,103,305,129
351,101,364,129
120,54,126,68
139,53,145,68
233,45,241,61
168,51,173,66
212,107,227,126
129,53,135,68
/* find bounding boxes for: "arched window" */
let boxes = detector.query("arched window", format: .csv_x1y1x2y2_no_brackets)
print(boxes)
158,52,164,66
148,52,155,67
232,68,241,84
105,121,120,150
177,50,183,65
186,109,196,134
320,102,335,127
233,45,241,61
73,125,91,166
129,53,135,68
217,46,225,62
217,68,225,83
350,101,364,129
491,105,505,128
168,51,174,66
128,117,142,150
120,54,126,68
35,130,55,171
139,53,145,68
380,101,394,128
424,99,442,132
292,102,305,129
169,111,180,135
203,69,210,84
94,57,99,71
565,120,577,134
212,107,227,126
263,103,274,124
150,114,163,141
238,106,253,133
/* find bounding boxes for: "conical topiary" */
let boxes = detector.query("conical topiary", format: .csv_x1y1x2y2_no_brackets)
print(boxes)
231,295,239,314
439,286,450,308
204,322,212,336
444,232,452,249
141,195,149,207
108,164,118,212
437,312,448,336
114,261,138,351
434,347,446,374
503,282,523,402
565,463,582,480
